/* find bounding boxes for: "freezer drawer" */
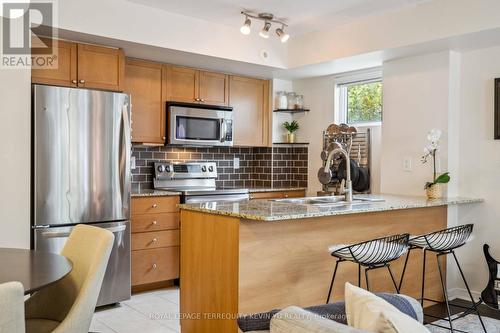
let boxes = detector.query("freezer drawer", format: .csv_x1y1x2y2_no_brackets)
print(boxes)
34,221,131,306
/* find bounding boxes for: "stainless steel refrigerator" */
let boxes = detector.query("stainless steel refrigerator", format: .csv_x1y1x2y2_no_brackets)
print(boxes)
32,84,131,306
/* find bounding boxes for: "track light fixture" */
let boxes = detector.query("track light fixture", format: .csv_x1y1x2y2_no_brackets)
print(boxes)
240,11,289,42
275,26,289,43
259,22,271,39
240,16,251,35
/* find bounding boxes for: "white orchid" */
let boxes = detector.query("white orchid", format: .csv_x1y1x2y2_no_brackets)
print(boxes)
421,128,450,189
426,128,441,150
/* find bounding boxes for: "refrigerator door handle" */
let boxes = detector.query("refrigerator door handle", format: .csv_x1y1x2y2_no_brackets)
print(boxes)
32,225,50,229
40,225,127,238
119,101,131,210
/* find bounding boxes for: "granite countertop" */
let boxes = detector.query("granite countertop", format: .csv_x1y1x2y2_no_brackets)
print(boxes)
131,187,306,197
178,194,483,221
131,189,181,197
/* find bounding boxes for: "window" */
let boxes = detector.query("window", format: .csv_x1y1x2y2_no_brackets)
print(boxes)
336,70,382,125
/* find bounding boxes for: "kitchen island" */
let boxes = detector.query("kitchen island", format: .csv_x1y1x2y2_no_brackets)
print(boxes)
178,195,482,333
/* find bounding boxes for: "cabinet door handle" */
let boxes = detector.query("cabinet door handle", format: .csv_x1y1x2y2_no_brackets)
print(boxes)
152,238,158,243
71,79,77,84
152,204,158,208
152,263,157,269
152,220,157,225
79,79,85,84
194,98,199,102
200,98,205,102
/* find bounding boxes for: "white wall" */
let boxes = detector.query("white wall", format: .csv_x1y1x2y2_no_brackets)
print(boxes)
451,45,500,297
380,52,452,196
0,66,31,248
271,79,294,143
57,0,287,69
288,0,500,68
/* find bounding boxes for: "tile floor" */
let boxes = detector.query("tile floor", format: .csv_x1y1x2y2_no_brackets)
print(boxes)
91,287,180,333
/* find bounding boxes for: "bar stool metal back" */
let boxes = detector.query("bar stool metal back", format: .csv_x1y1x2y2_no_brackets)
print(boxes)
399,224,487,333
326,233,409,303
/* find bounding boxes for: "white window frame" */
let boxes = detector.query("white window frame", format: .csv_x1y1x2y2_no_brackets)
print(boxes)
334,68,382,127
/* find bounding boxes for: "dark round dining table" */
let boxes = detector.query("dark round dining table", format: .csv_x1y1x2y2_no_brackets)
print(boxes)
0,248,72,295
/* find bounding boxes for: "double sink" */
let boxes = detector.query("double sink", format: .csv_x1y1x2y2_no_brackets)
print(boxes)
272,195,384,207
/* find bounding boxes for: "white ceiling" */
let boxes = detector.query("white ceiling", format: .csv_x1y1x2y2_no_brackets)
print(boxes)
126,0,433,35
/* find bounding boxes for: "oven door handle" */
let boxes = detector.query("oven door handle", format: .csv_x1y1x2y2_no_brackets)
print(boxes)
184,194,249,204
220,119,226,143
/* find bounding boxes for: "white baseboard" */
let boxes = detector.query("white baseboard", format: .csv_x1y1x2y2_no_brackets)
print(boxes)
447,288,481,302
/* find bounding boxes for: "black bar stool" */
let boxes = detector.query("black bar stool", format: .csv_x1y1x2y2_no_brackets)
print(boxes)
399,224,487,333
326,233,409,303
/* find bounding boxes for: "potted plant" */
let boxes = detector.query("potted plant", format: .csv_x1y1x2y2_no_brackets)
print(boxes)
283,120,299,143
421,128,450,199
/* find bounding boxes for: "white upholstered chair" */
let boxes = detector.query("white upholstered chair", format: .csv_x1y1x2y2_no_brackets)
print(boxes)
0,281,25,333
25,224,114,333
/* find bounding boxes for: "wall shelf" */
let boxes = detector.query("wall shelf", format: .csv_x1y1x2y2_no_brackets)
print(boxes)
273,108,310,113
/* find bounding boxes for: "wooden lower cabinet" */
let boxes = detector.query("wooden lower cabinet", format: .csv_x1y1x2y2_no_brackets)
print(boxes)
131,212,179,233
249,189,306,200
132,247,180,286
131,196,180,291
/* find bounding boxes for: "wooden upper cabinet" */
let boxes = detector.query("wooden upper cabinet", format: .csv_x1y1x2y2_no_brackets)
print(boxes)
199,71,228,106
77,44,124,91
229,76,270,147
124,59,165,144
31,38,77,87
31,38,125,92
166,65,199,103
166,65,228,106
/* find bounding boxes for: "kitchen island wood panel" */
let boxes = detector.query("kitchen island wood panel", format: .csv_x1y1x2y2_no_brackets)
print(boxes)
179,206,448,333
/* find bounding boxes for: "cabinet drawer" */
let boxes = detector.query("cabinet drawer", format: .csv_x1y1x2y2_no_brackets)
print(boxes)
282,190,306,198
131,196,179,214
132,230,179,251
132,247,179,286
131,213,179,233
249,192,283,200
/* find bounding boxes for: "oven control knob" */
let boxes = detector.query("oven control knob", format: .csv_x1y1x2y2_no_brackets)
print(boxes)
208,165,214,172
201,166,207,172
157,165,165,172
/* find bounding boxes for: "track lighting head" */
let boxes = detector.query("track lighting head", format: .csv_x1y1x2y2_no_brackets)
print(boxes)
240,17,251,35
259,22,271,39
276,27,289,43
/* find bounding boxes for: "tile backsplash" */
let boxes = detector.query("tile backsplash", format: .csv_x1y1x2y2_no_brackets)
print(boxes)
131,145,308,192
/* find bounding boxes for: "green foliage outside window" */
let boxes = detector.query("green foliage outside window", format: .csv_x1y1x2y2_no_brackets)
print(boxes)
347,81,382,123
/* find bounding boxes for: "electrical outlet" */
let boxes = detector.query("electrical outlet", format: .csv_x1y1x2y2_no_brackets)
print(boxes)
131,156,136,170
403,157,412,172
233,157,240,170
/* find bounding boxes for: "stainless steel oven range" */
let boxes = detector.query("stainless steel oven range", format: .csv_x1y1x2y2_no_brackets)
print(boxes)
153,162,249,203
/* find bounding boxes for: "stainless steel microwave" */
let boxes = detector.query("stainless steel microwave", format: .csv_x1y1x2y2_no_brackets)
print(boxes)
167,102,233,146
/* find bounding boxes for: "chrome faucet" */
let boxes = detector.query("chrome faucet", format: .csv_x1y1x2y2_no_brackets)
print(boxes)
324,143,353,202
